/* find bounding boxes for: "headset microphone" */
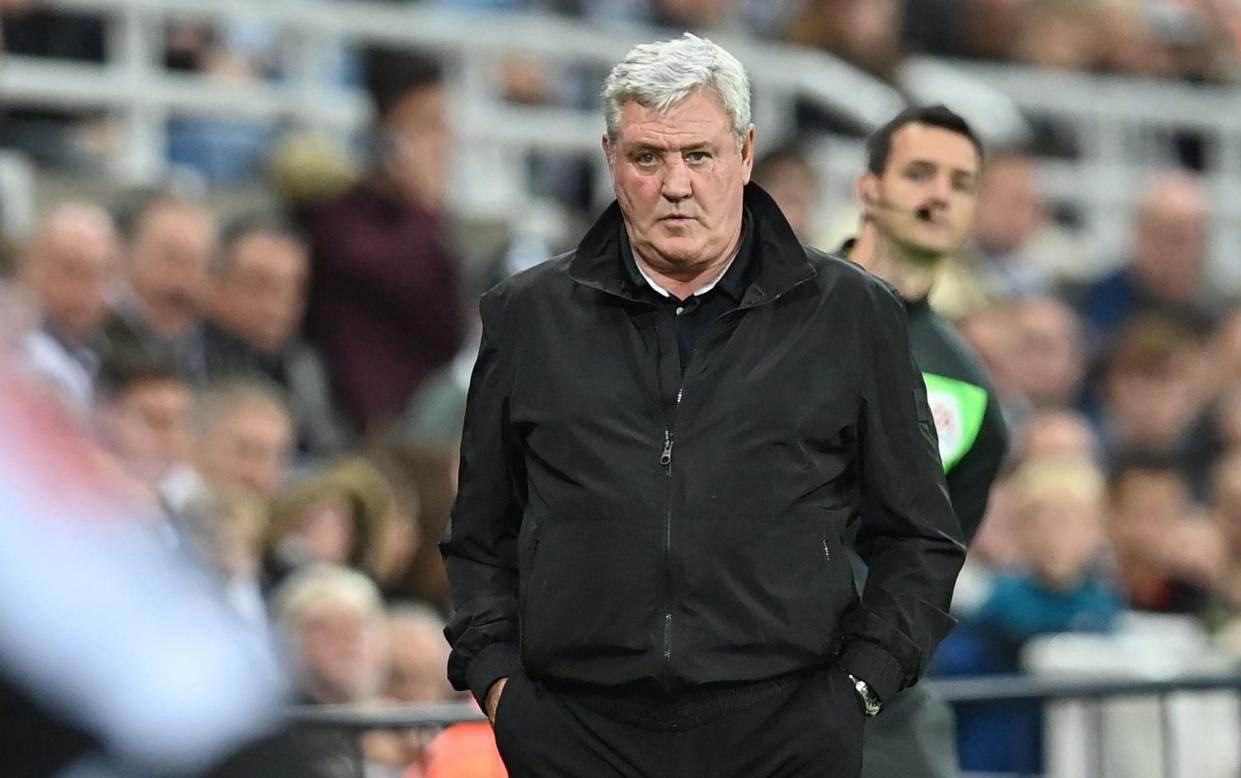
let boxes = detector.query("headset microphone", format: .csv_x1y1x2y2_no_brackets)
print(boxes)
868,193,936,223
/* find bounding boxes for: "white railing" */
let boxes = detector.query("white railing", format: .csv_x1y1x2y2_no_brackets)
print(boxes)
6,2,1241,292
925,57,1241,291
1,0,906,226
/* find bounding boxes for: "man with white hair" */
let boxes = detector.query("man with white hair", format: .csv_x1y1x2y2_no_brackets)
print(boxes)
443,34,964,776
19,201,120,412
274,564,387,778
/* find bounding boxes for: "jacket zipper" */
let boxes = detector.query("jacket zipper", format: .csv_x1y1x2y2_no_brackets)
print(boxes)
648,292,807,691
652,320,683,692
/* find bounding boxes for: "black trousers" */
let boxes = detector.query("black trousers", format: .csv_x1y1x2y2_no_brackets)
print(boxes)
860,684,958,778
492,665,866,778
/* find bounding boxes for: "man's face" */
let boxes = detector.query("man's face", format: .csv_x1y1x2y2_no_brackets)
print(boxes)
212,233,309,353
1020,492,1104,590
1110,470,1189,542
757,159,819,240
863,123,980,260
1014,300,1084,408
604,89,753,275
1133,182,1207,304
105,379,195,484
129,205,218,338
196,401,293,498
297,605,385,704
973,155,1045,255
382,84,452,214
29,224,118,343
385,621,454,703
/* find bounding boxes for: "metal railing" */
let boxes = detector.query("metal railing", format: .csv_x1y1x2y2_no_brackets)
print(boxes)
7,1,1241,289
929,57,1241,291
1,0,904,224
287,673,1241,778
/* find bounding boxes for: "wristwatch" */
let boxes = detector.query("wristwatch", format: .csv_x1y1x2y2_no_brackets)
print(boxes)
847,673,883,717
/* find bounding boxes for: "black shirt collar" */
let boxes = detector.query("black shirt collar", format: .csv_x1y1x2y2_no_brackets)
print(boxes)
620,209,755,304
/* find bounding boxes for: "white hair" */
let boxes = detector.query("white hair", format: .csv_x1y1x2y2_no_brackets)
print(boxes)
602,33,752,147
272,563,384,632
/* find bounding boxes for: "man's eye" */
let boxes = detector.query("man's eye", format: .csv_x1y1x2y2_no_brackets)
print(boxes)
635,152,658,165
687,151,710,163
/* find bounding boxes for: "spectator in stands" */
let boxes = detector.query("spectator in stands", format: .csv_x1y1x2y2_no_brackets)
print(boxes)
17,201,120,413
274,564,388,778
205,218,348,459
937,454,1121,775
365,605,462,776
93,354,198,509
1013,0,1104,71
1010,296,1086,410
1094,315,1210,463
194,378,294,499
305,51,463,434
787,0,904,83
179,482,270,627
1074,171,1214,341
751,141,821,242
1107,452,1225,616
1020,408,1100,463
106,194,220,385
963,151,1068,299
957,304,1034,433
264,456,408,593
648,0,740,32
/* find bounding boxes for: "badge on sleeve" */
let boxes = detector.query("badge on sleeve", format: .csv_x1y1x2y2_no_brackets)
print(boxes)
921,372,988,474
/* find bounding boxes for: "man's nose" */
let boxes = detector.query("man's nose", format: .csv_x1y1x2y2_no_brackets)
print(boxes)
929,175,953,205
661,158,692,201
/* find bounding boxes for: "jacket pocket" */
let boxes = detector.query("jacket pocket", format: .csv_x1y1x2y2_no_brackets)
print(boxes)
820,507,858,606
518,524,542,654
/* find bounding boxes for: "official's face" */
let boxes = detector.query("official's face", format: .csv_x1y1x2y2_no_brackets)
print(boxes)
604,89,754,275
867,123,980,259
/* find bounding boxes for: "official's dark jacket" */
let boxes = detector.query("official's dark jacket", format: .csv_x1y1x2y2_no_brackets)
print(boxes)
839,239,1009,542
442,184,966,709
905,296,1008,541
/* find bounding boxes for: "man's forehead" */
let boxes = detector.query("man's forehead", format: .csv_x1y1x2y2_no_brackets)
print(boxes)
616,93,730,143
890,123,980,173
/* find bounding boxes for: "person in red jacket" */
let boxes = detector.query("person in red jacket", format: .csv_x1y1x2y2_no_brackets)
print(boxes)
305,51,463,434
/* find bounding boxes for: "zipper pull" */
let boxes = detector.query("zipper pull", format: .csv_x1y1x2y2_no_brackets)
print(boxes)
660,430,674,467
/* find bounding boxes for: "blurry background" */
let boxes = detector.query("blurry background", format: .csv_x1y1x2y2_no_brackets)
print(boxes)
6,1,1241,776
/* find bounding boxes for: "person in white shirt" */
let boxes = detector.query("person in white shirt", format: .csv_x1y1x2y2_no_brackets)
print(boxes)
18,201,121,414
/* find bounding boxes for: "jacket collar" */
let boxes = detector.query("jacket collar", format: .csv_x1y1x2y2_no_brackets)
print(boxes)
568,183,816,308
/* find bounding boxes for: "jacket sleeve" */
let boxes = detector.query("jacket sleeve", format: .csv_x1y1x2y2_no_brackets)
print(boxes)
944,392,1008,543
440,288,526,705
839,283,967,704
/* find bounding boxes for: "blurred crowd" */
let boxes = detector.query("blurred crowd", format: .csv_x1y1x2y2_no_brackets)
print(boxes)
7,1,1241,776
6,0,1241,183
0,46,505,778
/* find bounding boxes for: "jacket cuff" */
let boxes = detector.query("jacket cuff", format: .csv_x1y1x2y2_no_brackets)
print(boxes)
464,642,523,708
839,640,905,704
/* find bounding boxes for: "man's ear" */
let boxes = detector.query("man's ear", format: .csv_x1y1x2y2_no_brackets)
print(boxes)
602,133,613,164
857,173,879,219
740,126,756,184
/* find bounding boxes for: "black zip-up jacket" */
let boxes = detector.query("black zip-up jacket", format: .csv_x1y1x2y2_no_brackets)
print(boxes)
442,185,966,709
